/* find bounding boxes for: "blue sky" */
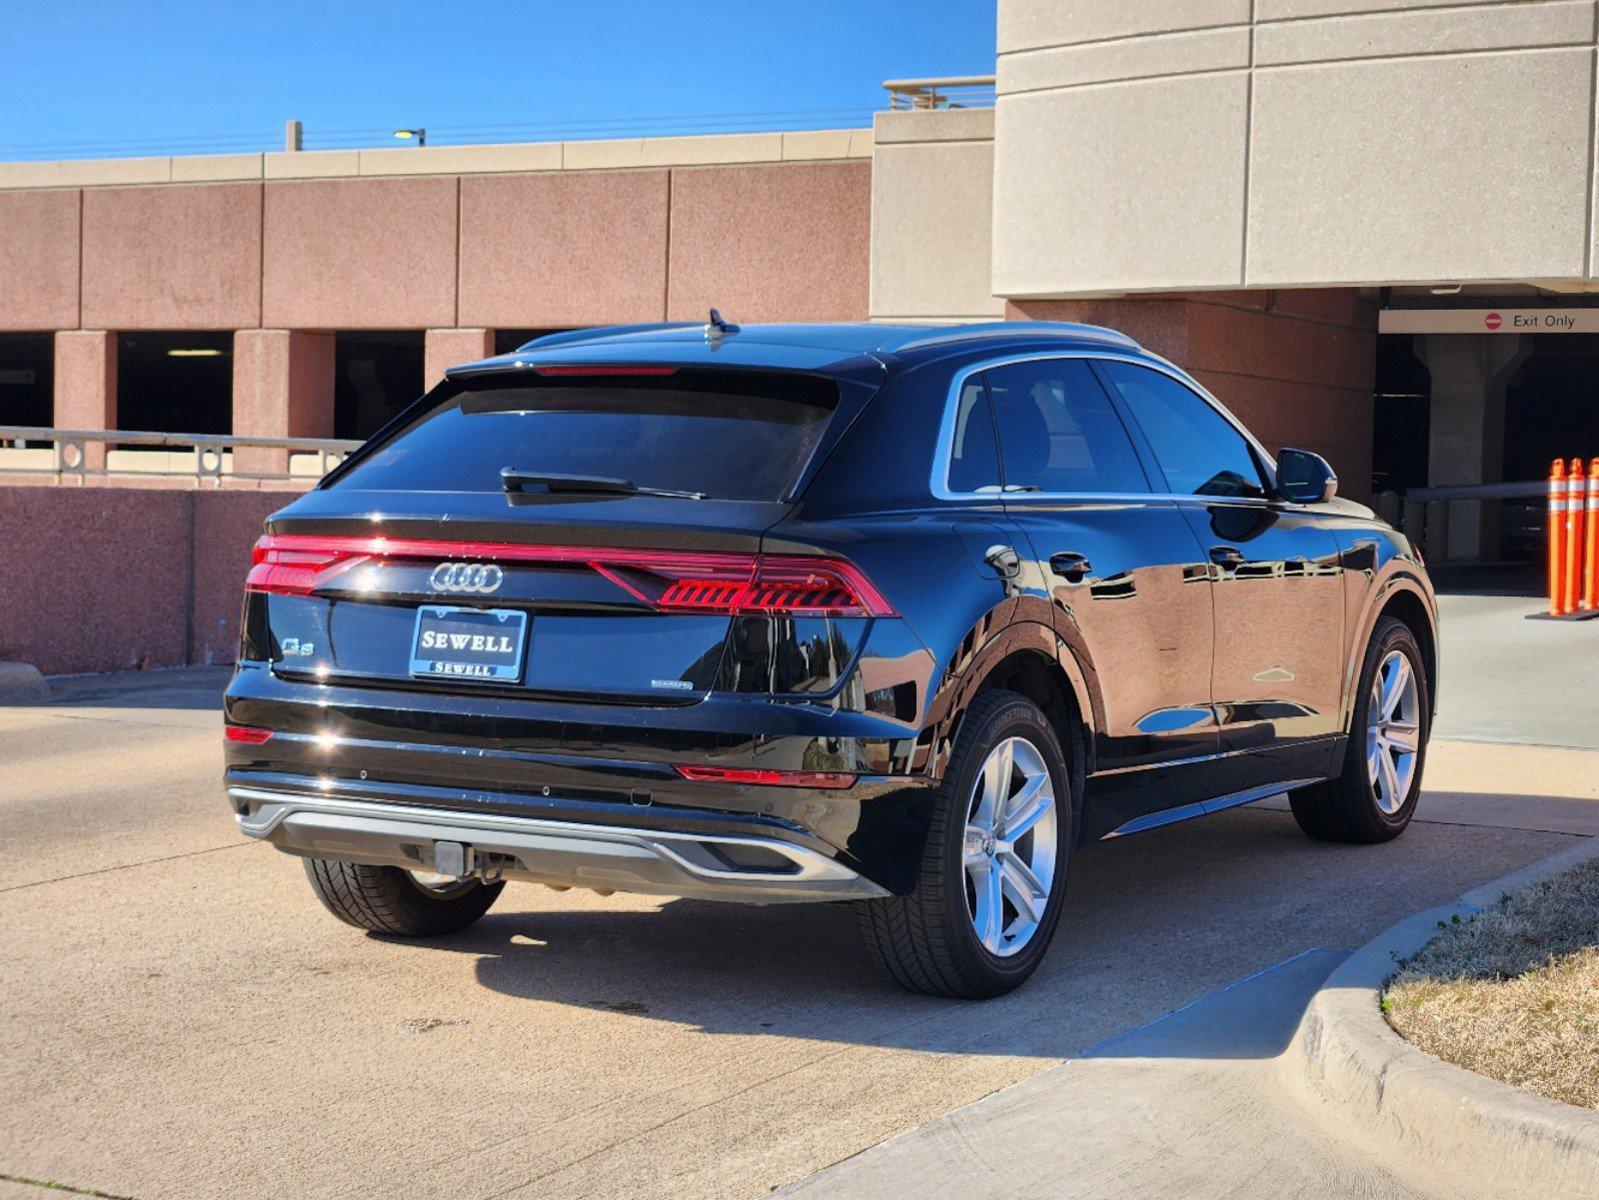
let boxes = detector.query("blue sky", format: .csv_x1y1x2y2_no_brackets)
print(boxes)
2,1,996,161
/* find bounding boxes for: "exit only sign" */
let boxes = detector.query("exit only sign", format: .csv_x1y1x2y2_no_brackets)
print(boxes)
1380,308,1594,334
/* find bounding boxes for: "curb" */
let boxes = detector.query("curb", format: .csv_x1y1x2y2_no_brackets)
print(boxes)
1283,836,1599,1200
0,661,49,705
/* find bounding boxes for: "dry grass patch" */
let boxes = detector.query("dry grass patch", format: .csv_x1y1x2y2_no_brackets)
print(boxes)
1383,858,1599,1109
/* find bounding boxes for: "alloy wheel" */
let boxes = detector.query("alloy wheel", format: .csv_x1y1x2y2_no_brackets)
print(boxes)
1366,649,1421,815
963,736,1058,957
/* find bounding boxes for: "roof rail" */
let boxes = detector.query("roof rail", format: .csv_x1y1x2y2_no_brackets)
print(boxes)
881,321,1141,354
513,323,700,352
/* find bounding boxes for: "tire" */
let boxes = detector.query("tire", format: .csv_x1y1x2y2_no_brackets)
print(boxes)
857,689,1073,998
302,857,504,936
1289,615,1430,844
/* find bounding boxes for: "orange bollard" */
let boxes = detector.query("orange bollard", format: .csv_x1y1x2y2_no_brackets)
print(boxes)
1549,458,1567,615
1566,458,1586,617
1585,457,1599,613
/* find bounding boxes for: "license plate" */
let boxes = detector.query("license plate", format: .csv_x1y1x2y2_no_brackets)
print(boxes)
409,606,528,683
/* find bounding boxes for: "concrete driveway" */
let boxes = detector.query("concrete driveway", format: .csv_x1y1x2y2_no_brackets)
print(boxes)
3,651,1596,1200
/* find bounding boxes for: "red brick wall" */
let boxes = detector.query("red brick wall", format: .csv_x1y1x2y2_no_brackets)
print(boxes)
1009,288,1377,501
0,487,288,675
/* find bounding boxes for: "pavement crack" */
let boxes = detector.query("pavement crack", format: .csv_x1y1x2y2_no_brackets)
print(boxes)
478,1043,861,1200
0,843,249,894
0,1171,139,1199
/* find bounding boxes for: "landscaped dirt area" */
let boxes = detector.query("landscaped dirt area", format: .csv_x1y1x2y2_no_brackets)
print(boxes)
1384,858,1599,1110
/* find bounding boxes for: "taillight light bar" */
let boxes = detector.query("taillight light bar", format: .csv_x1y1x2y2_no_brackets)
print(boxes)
531,364,678,377
674,765,858,789
224,725,273,744
245,534,894,617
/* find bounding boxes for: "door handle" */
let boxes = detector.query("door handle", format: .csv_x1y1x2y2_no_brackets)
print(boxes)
984,544,1022,580
1049,551,1093,582
1209,545,1245,568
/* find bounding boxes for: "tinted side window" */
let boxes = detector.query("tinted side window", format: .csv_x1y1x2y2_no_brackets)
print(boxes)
983,358,1150,494
946,378,1001,493
1098,362,1266,499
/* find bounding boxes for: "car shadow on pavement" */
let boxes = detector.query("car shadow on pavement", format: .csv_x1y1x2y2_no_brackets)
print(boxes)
40,665,232,711
382,805,1558,1062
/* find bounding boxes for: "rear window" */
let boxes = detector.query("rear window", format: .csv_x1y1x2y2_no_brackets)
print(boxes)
329,368,840,501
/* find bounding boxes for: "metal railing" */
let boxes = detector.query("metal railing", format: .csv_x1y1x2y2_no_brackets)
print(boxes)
1398,480,1546,558
0,426,363,487
883,76,997,111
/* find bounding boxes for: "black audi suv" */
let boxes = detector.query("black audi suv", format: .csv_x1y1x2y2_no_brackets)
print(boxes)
224,319,1436,997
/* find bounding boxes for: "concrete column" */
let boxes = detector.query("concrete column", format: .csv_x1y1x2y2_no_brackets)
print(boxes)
53,331,116,471
233,330,335,475
425,328,494,390
1418,334,1526,562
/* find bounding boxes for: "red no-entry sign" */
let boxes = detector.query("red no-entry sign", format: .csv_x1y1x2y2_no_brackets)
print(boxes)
1485,312,1502,330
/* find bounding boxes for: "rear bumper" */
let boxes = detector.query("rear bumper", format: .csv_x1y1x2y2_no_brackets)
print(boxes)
230,781,890,904
223,662,942,895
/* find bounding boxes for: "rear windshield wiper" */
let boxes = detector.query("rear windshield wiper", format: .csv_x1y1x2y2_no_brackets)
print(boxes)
500,468,708,500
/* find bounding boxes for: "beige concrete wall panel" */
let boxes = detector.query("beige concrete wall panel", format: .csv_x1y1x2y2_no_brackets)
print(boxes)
998,0,1250,54
0,157,171,189
1000,25,1250,93
263,150,362,180
993,73,1249,295
457,169,669,327
357,142,563,177
81,183,262,330
169,154,264,183
0,190,80,330
1248,48,1592,286
871,141,1002,319
561,139,649,170
874,108,995,145
780,129,871,160
262,177,458,329
1256,0,1594,66
667,161,870,322
637,133,784,167
1258,0,1557,20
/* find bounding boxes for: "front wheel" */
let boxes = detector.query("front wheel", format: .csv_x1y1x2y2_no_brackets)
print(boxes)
857,689,1073,998
302,857,504,936
1289,616,1430,844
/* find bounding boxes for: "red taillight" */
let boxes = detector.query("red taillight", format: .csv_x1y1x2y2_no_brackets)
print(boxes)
244,534,894,616
532,364,678,377
245,536,362,596
675,765,858,789
224,725,273,744
598,553,894,617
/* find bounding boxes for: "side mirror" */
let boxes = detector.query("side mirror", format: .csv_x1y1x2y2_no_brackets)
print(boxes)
1276,447,1338,504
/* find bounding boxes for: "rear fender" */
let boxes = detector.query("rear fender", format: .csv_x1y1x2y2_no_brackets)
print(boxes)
918,606,1096,785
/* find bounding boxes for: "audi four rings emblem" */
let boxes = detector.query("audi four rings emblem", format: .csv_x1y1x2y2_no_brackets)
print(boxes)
429,562,504,594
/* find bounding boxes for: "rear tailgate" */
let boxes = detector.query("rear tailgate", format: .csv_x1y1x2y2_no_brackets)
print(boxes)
241,363,884,704
248,493,798,701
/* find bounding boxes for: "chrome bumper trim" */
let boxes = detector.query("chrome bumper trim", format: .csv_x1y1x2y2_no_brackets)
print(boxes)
228,785,887,905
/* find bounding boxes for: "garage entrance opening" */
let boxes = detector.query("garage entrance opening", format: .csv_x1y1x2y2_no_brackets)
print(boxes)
118,331,232,435
1378,328,1599,572
0,333,54,437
